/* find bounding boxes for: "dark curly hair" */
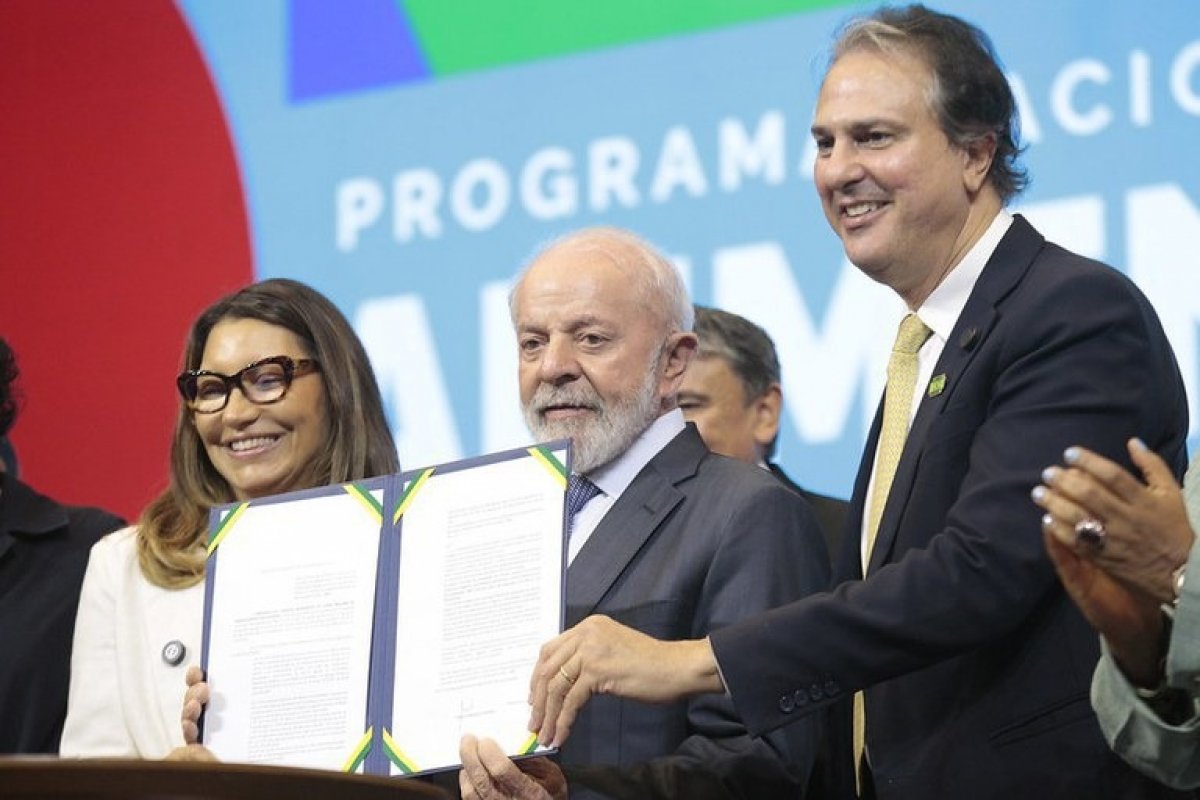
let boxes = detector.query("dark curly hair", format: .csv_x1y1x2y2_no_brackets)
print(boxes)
0,337,20,439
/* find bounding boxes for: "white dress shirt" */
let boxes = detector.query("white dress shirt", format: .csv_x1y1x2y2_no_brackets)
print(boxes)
567,409,686,564
860,211,1014,570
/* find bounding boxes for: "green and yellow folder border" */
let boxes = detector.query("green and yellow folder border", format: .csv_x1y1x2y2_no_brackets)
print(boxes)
200,440,570,777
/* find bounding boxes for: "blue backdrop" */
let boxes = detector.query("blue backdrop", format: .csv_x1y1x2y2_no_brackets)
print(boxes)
179,0,1200,496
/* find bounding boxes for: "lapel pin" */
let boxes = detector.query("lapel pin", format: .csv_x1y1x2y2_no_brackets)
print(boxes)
928,373,947,397
161,639,186,667
959,327,979,351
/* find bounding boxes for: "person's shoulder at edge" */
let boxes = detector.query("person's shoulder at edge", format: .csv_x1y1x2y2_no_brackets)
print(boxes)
65,503,125,533
2,474,123,538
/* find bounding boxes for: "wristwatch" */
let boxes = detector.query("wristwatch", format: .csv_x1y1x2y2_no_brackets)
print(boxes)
1161,562,1187,620
1173,562,1188,607
1135,681,1194,725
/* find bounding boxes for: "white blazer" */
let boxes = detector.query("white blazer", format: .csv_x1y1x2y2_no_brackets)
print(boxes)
59,527,203,758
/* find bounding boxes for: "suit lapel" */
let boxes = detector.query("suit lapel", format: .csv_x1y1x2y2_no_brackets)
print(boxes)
137,567,204,749
867,216,1045,573
565,427,703,622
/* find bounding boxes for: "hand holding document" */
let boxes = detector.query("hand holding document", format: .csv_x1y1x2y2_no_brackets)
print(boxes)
200,443,570,777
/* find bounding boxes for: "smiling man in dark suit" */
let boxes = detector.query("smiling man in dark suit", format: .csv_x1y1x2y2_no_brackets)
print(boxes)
525,6,1190,799
456,226,830,800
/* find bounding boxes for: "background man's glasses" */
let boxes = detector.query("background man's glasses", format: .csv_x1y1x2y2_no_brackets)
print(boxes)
176,355,320,414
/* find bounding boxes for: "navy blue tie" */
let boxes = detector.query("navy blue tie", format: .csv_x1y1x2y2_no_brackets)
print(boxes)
565,474,602,537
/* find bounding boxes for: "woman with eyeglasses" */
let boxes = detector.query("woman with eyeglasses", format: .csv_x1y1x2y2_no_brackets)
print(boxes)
59,278,399,758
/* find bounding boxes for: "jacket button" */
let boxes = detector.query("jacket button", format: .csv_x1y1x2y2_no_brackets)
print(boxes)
793,689,809,708
779,694,795,713
809,684,824,702
825,680,840,697
161,640,186,667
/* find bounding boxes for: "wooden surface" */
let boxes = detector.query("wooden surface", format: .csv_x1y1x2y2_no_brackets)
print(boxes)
0,757,449,799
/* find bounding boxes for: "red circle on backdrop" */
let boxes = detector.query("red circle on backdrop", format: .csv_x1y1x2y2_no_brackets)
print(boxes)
0,0,254,521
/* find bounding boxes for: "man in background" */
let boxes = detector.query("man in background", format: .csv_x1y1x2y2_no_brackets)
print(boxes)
458,227,830,799
0,336,123,752
679,304,849,556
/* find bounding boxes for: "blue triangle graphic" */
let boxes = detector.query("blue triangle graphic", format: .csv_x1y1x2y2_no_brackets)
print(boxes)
288,0,430,102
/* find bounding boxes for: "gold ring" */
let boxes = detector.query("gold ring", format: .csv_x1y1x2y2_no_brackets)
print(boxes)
558,666,577,685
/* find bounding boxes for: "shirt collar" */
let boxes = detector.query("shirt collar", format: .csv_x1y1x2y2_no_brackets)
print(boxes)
916,210,1013,340
586,408,686,500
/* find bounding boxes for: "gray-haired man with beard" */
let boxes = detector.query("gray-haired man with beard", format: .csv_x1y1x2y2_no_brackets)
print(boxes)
457,227,831,800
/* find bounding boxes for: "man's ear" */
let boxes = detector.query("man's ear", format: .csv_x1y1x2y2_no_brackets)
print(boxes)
752,383,783,451
659,331,699,406
662,331,698,381
961,132,997,194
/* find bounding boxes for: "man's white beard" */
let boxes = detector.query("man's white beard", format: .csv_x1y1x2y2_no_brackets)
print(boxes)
523,365,660,475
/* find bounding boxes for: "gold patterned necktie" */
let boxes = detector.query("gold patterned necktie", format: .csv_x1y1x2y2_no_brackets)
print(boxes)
865,313,932,564
854,312,932,791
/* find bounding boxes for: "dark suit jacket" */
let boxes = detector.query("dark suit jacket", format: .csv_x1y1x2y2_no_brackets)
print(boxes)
0,473,123,753
769,463,850,564
711,216,1191,799
561,423,830,800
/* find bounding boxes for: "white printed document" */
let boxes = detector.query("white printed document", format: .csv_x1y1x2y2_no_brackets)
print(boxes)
200,443,568,777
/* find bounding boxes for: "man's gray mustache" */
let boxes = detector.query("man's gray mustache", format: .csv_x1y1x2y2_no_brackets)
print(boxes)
529,387,603,413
